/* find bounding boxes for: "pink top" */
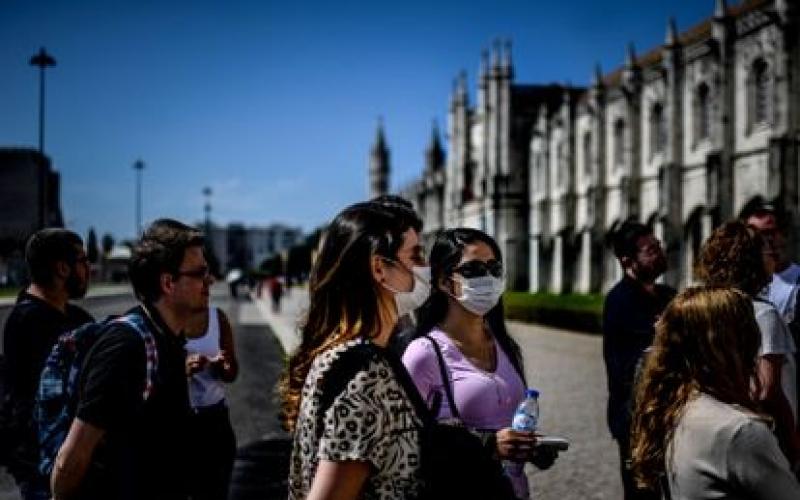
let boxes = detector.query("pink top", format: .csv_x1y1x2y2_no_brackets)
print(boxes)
402,328,526,430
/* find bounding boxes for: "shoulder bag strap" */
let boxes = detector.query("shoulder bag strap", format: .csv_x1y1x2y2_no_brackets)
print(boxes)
423,334,461,421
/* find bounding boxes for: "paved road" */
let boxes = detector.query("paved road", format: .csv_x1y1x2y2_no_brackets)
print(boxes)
512,321,622,500
0,285,287,500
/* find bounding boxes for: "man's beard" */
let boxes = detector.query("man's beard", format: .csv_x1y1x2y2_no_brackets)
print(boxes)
636,259,666,283
66,271,87,299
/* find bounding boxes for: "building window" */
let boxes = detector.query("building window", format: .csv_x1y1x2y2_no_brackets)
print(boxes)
538,153,546,193
556,141,566,187
650,103,666,156
583,132,592,177
614,119,625,169
696,83,711,142
753,59,770,126
462,161,474,202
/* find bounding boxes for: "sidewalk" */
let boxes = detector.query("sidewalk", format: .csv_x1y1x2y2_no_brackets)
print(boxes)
250,285,307,356
0,283,132,307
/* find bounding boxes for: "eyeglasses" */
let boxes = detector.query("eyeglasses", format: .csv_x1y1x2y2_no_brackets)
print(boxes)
452,259,503,279
176,266,211,280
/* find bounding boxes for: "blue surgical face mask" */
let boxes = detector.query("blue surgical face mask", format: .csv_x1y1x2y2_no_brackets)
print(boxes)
451,275,505,316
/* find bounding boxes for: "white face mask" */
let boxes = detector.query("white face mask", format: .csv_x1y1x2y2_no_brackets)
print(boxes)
383,264,432,318
453,275,505,316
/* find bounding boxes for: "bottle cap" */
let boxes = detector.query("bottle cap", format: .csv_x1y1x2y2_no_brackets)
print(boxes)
526,388,539,399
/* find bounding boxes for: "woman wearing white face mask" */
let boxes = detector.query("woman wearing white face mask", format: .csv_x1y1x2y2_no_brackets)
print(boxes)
282,201,431,500
402,228,557,499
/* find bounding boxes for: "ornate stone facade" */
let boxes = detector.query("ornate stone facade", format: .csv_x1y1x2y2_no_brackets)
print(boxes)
400,0,800,293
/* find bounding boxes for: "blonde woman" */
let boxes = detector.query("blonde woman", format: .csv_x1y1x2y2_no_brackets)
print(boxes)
630,287,800,499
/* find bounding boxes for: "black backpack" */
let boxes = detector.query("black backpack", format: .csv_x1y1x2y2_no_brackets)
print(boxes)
318,342,515,500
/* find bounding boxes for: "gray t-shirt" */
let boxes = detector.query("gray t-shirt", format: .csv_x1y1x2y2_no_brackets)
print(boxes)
667,393,800,500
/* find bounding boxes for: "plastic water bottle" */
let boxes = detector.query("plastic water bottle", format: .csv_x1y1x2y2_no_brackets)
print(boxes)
505,388,539,499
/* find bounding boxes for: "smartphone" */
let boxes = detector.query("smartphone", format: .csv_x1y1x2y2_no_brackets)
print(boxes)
536,436,569,451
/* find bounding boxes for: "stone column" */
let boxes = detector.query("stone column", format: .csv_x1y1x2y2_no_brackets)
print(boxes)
578,230,592,293
551,234,564,293
530,236,541,293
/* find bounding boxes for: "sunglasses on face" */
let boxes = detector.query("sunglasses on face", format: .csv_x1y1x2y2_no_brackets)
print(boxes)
452,259,503,279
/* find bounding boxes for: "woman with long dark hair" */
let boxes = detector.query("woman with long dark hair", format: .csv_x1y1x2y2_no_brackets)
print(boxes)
630,286,800,498
402,228,553,500
282,201,430,500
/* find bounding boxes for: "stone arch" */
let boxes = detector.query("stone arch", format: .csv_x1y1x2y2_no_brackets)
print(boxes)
747,57,772,130
694,83,711,144
682,207,707,287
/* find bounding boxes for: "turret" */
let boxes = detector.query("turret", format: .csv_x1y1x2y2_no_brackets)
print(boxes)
368,118,390,198
665,17,678,48
425,120,445,173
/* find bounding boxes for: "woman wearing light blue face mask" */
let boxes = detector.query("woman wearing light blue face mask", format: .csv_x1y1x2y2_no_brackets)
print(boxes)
402,228,557,499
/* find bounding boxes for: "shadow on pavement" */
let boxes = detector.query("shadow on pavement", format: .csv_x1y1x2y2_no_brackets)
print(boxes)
229,433,292,500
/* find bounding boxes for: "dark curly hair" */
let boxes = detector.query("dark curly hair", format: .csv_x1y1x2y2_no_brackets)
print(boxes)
695,220,770,296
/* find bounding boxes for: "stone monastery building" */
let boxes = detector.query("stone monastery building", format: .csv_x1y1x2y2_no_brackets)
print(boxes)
368,0,800,293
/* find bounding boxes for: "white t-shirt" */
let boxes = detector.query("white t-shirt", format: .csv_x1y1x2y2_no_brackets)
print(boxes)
753,299,798,422
765,262,800,323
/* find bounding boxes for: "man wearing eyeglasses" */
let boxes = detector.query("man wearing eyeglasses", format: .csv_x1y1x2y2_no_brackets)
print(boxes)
2,229,93,500
603,221,674,500
51,219,213,500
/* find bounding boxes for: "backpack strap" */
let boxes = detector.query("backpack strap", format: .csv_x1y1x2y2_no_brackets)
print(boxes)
423,334,461,421
111,313,159,400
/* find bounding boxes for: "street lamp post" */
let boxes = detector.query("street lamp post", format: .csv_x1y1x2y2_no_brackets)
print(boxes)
29,47,56,155
133,159,145,236
203,186,212,232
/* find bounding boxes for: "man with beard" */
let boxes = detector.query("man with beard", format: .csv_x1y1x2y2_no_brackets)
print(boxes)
51,219,211,500
2,229,93,500
603,221,674,500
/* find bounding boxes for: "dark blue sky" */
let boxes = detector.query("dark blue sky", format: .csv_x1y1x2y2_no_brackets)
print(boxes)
1,0,716,241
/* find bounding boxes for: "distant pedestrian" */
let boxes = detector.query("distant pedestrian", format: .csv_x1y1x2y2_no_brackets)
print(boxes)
696,220,800,464
269,276,283,313
185,306,239,500
50,219,212,500
630,286,800,499
1,229,93,500
603,221,674,500
282,201,427,499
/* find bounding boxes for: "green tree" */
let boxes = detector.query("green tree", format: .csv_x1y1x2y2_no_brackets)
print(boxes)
86,228,99,264
101,233,115,256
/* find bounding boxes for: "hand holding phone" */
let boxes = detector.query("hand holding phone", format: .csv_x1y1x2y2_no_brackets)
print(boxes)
535,436,569,451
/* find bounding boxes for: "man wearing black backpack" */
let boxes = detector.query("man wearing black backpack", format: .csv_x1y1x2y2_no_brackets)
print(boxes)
50,219,212,500
1,229,93,500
